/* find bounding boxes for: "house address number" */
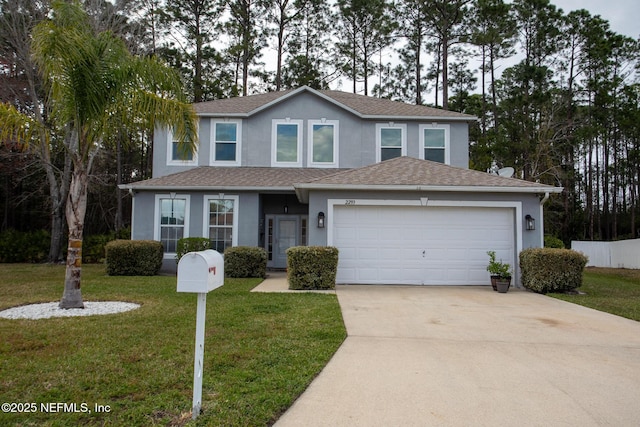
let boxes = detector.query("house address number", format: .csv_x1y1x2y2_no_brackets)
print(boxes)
345,199,356,205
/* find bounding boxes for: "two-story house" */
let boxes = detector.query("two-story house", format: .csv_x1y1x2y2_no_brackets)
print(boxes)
122,86,561,285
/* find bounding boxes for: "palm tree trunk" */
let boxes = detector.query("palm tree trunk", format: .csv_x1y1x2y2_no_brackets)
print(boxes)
59,165,88,309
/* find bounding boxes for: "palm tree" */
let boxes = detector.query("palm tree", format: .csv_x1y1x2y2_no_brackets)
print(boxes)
0,0,198,308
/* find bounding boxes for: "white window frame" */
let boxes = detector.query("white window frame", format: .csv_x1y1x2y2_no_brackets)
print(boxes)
203,194,239,252
154,194,191,259
419,123,450,164
375,123,407,163
210,119,242,166
271,119,303,167
166,127,198,166
307,119,339,168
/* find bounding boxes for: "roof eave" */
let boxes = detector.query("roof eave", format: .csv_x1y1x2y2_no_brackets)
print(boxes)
120,184,295,192
195,112,477,122
360,114,477,122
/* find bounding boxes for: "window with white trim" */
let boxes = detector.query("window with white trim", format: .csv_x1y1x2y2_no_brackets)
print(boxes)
419,124,450,164
376,123,406,162
308,119,338,167
167,128,198,166
204,195,239,253
272,119,303,167
210,119,242,166
155,195,190,255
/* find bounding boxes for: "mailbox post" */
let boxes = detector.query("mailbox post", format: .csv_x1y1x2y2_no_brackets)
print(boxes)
177,249,224,419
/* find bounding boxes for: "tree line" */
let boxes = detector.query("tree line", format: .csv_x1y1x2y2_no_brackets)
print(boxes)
1,0,640,263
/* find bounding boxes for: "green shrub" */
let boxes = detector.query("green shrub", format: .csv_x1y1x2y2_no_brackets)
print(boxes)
286,246,339,290
105,240,164,276
176,237,211,263
520,248,588,294
224,246,267,278
0,229,50,263
486,250,511,278
83,234,115,263
544,235,565,249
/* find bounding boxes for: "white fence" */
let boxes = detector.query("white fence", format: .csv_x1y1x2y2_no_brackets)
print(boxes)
571,239,640,269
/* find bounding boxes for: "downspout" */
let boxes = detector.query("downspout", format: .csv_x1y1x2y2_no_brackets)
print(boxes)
540,192,550,206
539,192,550,247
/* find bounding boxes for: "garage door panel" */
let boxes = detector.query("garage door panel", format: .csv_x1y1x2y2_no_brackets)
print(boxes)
333,205,515,285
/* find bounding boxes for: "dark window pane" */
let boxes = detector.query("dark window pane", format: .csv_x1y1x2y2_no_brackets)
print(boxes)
381,147,402,161
216,143,236,161
425,148,445,163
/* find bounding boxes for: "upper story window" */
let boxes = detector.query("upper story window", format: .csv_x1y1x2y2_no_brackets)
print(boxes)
154,194,190,257
167,128,198,166
211,119,242,166
308,119,339,168
376,123,407,162
419,124,450,164
272,119,303,167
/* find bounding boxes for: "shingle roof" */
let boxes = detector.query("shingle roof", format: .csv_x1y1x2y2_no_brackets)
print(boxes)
193,86,475,120
122,166,345,190
193,90,295,115
304,157,550,188
122,158,562,201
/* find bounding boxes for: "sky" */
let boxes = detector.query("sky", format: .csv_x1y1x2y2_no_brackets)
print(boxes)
533,0,639,39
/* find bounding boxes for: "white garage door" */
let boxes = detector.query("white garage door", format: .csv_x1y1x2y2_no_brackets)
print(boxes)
332,205,515,285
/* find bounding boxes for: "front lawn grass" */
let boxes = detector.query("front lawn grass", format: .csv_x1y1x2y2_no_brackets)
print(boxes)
0,264,346,426
549,267,640,321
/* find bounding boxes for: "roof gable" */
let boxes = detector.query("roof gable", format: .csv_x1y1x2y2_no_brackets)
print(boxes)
193,86,475,121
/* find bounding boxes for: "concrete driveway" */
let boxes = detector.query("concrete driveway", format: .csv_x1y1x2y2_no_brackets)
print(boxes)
275,286,640,426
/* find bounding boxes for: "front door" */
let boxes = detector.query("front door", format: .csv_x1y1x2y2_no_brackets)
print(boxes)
267,215,300,269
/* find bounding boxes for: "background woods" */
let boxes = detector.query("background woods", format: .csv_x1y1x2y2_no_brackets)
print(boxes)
1,0,639,261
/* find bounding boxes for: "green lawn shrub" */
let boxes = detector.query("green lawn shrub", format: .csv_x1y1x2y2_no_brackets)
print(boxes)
83,234,114,263
105,240,164,276
224,246,267,278
286,246,339,290
0,229,50,263
520,248,588,294
176,237,211,262
544,235,565,249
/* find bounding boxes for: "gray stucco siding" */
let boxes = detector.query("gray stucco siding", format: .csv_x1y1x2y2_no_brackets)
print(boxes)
153,91,472,173
247,92,365,168
131,190,261,246
152,122,213,178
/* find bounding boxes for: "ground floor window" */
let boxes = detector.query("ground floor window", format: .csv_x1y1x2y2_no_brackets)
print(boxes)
156,195,190,254
205,195,239,253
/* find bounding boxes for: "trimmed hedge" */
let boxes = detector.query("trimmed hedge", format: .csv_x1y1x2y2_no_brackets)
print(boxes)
520,248,588,294
105,240,164,276
286,246,339,290
176,237,211,262
224,246,267,278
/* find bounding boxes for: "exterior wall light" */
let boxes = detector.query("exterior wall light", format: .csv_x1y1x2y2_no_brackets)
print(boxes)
525,214,536,231
317,212,325,228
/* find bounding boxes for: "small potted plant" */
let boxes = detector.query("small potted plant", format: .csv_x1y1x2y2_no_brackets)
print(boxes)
486,251,512,292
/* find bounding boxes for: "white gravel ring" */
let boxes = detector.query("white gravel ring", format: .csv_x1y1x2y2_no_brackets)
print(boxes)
0,301,141,320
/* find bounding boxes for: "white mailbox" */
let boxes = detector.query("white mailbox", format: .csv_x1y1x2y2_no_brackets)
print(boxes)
177,249,224,293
